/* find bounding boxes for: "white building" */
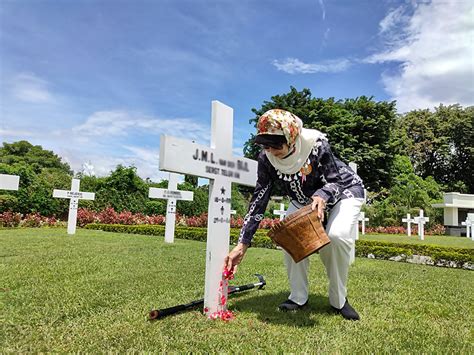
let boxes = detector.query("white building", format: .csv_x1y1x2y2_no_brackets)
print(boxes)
432,192,474,236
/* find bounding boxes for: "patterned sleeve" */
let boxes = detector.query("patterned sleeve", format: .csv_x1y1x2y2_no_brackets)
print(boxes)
238,154,273,245
312,140,345,205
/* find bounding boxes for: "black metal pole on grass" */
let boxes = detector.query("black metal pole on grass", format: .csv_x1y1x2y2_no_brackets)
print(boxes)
148,274,266,320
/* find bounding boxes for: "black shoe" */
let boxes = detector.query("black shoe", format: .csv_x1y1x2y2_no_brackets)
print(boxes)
278,299,308,311
332,299,360,320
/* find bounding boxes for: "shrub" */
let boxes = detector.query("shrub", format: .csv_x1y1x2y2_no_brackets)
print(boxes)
355,240,473,267
0,211,22,227
365,224,446,236
21,213,43,227
426,224,446,236
97,207,119,224
77,208,97,227
143,215,165,225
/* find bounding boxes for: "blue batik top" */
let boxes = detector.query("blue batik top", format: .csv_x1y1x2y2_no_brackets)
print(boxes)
238,138,364,245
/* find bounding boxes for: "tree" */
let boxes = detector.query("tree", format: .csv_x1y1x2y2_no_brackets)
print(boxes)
93,165,149,213
0,141,73,215
0,140,72,174
364,155,443,226
184,174,198,188
177,182,209,216
394,104,474,193
244,87,398,191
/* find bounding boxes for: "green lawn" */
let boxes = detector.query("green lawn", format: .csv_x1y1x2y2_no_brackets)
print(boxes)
1,228,473,353
361,233,474,249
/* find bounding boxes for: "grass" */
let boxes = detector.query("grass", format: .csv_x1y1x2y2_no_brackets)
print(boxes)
361,233,474,249
1,228,473,353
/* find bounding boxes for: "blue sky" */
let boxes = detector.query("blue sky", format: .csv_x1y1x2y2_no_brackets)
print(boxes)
1,0,473,181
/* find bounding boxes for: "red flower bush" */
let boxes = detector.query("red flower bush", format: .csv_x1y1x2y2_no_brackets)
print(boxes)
97,207,119,224
426,224,446,235
0,212,22,227
259,217,279,229
366,226,406,234
21,213,43,227
116,210,136,225
143,214,165,225
364,224,445,236
185,213,208,227
77,208,98,227
231,216,244,228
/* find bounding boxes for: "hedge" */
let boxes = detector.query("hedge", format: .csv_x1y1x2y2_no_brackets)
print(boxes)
84,224,474,269
84,223,276,249
356,240,473,267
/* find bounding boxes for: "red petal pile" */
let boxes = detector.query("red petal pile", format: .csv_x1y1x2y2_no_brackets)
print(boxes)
207,267,235,321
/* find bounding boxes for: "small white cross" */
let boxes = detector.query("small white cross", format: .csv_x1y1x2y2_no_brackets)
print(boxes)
413,209,429,240
273,203,287,221
461,214,474,241
149,173,194,243
52,178,95,235
402,213,414,236
357,211,369,238
0,174,20,191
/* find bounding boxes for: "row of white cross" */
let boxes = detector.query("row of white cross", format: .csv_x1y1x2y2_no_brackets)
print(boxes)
6,171,470,243
402,211,429,240
1,171,234,241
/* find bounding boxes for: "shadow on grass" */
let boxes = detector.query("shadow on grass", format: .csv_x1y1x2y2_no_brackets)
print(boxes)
230,291,334,327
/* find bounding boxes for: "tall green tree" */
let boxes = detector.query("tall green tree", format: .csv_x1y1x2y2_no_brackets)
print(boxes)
364,155,443,226
244,87,398,191
394,104,474,193
0,140,72,174
0,141,74,215
93,165,148,213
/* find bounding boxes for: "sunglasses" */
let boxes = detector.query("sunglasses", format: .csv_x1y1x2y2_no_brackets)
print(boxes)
259,144,284,150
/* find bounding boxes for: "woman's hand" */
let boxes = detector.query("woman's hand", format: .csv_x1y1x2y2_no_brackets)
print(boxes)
224,243,249,273
311,196,326,222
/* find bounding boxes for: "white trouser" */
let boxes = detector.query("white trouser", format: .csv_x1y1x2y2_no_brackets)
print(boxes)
283,198,364,309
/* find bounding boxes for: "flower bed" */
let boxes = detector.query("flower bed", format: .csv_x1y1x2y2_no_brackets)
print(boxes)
0,208,445,235
0,212,60,228
0,208,279,230
365,224,446,236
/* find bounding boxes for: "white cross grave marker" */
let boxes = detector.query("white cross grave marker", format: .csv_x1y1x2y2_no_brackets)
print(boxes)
159,101,257,316
273,203,287,221
0,174,20,190
149,173,194,243
52,178,95,235
461,213,474,241
356,211,369,239
413,209,429,240
402,213,414,236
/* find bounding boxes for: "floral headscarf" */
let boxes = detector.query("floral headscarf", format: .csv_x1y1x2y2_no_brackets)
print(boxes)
257,109,302,147
256,109,327,175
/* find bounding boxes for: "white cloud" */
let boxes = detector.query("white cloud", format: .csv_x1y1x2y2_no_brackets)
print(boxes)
318,0,326,21
272,58,351,74
11,73,55,103
55,144,168,182
378,6,407,34
0,129,37,137
45,109,213,181
366,1,474,112
1,108,212,182
72,110,210,143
